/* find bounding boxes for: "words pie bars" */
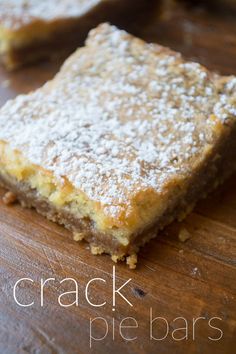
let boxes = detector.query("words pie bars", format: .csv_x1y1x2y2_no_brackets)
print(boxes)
0,24,236,268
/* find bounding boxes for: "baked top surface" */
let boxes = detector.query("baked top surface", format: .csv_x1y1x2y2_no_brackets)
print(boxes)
0,0,103,30
0,23,236,220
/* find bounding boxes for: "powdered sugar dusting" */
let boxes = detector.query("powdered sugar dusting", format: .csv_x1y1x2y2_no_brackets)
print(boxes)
0,0,102,30
0,24,236,215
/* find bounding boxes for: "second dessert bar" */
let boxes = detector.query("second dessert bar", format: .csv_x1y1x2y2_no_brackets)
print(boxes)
0,0,156,69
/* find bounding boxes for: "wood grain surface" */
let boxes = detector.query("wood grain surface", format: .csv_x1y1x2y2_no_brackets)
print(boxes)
0,3,236,354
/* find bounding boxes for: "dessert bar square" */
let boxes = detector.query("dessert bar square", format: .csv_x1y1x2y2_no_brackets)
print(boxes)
0,23,236,268
0,0,154,70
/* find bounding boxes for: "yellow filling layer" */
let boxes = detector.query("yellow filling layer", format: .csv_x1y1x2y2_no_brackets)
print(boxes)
0,142,170,246
0,16,82,55
0,22,53,54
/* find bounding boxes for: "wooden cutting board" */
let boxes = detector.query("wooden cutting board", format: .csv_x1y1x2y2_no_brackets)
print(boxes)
0,5,235,354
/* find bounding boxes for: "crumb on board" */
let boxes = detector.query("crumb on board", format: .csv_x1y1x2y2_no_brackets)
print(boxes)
90,245,105,255
2,191,17,205
89,249,137,269
126,254,137,269
178,227,191,243
191,266,201,277
111,254,120,263
73,232,85,242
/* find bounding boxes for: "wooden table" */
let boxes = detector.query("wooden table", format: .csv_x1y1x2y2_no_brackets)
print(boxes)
0,4,235,354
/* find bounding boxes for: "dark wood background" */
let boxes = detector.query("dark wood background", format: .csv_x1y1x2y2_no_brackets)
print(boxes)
0,3,236,353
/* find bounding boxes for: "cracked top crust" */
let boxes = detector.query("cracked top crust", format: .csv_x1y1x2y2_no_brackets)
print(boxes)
0,23,236,222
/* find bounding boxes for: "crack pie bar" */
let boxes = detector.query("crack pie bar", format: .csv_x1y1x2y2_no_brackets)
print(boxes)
0,23,236,268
